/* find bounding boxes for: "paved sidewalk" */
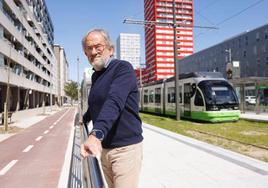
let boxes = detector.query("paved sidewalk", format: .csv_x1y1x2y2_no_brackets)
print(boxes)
140,123,268,188
240,111,268,122
0,106,62,142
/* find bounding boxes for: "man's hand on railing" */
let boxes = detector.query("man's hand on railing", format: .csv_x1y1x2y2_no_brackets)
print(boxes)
80,135,102,160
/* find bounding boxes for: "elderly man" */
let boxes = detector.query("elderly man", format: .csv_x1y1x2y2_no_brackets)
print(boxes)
80,28,143,188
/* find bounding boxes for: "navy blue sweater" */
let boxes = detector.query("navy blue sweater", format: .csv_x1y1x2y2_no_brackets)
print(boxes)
83,59,143,148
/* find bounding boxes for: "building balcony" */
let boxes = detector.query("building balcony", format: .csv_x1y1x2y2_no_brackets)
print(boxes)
0,67,55,94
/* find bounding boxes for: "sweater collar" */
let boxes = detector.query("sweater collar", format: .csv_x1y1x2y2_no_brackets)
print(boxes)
104,56,115,69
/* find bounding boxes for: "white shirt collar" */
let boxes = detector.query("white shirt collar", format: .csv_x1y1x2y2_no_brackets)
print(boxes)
104,56,115,68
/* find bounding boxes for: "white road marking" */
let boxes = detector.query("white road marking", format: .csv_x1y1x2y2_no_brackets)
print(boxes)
52,109,71,126
49,125,54,129
43,130,49,134
22,145,34,153
35,136,43,141
0,160,18,176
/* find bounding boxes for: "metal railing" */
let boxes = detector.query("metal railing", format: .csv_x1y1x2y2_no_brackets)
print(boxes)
80,121,106,188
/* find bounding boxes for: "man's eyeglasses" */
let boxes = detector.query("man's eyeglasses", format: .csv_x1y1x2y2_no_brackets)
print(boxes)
85,44,106,53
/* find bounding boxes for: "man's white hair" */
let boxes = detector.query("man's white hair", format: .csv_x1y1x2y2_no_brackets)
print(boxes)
82,28,114,52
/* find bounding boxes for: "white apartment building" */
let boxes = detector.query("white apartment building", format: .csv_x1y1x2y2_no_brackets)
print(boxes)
0,0,57,112
53,45,69,106
116,33,141,69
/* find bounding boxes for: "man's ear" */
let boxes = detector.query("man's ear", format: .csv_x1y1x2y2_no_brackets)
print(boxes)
109,46,114,55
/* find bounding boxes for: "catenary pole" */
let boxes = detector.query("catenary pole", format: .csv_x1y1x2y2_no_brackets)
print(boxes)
77,57,81,115
173,0,180,120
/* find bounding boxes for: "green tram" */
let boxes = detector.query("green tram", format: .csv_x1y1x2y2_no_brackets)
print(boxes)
139,72,240,122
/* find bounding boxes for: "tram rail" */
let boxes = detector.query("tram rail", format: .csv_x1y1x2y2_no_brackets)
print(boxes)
189,128,268,151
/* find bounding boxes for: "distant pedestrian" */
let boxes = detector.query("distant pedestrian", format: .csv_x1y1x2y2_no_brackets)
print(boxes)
80,28,143,188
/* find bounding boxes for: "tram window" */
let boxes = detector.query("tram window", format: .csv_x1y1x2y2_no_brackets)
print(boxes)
168,87,175,103
211,86,236,103
194,90,204,106
149,90,154,103
144,90,148,104
155,88,161,103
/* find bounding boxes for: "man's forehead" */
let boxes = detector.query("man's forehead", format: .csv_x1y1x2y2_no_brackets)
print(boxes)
85,32,104,44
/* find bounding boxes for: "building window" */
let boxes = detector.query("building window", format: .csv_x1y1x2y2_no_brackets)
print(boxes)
253,45,257,55
256,58,261,66
265,29,268,39
262,45,266,53
245,36,248,45
243,50,247,57
256,32,260,42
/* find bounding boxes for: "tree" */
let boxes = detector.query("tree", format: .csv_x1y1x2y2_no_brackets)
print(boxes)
64,81,78,105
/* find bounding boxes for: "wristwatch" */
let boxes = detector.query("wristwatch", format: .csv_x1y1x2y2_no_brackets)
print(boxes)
89,129,104,141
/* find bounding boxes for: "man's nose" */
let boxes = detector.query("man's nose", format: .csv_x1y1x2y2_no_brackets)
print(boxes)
91,47,98,55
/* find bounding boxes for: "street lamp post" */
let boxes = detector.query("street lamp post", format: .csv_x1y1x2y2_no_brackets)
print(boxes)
226,49,232,63
77,57,80,115
50,62,52,111
4,39,12,132
139,65,143,88
225,49,232,79
139,65,144,110
42,85,46,115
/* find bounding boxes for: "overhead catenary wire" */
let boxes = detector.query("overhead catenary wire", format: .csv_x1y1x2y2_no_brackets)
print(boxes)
194,0,265,40
216,0,265,26
195,0,219,26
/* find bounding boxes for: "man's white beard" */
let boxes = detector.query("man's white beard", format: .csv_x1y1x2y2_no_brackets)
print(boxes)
91,57,107,71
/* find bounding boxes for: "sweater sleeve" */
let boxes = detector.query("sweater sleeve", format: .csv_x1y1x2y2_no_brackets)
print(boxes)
82,107,91,124
93,62,137,137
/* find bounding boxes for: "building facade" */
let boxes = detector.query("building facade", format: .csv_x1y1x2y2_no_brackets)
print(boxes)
53,45,69,106
178,23,268,78
0,0,57,112
116,33,141,69
142,0,194,83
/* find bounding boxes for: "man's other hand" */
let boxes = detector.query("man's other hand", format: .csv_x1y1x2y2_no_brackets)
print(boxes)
80,135,102,159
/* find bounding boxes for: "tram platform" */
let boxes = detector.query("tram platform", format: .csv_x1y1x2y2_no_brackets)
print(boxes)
139,123,268,188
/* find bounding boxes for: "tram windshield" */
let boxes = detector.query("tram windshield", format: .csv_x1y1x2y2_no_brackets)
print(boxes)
198,80,239,109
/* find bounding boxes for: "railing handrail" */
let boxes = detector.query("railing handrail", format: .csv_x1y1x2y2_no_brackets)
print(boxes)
80,122,106,188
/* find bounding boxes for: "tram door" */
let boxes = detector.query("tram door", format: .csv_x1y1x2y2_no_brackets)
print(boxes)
184,83,191,117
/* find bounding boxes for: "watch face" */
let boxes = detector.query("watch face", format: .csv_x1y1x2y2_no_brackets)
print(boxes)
95,131,102,139
91,130,104,140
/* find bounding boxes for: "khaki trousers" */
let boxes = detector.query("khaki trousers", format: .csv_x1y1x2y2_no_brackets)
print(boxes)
101,142,143,188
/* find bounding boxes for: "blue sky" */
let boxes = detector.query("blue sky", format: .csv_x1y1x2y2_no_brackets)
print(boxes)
45,0,268,81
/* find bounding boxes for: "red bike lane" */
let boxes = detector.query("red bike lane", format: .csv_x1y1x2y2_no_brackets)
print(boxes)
0,107,76,188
